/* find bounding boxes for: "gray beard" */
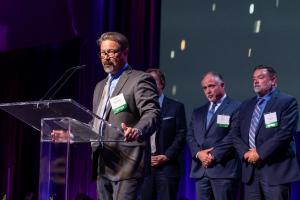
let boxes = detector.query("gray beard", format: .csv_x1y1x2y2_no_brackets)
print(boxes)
253,84,273,95
253,87,260,93
103,65,114,73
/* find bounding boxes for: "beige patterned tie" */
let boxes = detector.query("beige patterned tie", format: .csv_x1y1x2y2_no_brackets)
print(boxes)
93,77,112,135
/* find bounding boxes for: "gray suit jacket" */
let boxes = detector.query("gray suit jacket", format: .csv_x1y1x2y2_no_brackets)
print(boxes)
92,67,160,181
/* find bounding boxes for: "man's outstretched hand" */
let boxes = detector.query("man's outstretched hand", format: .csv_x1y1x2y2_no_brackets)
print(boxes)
121,123,141,142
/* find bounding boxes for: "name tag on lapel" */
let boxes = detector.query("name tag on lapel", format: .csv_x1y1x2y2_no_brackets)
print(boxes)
264,112,278,128
217,114,230,127
109,93,128,114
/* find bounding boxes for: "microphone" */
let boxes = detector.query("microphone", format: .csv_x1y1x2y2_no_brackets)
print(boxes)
39,64,86,101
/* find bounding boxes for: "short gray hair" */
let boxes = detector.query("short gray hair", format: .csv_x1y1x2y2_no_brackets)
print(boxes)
97,32,129,50
202,71,224,84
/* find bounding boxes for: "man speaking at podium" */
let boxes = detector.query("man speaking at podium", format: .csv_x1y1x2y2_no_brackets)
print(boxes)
91,32,160,200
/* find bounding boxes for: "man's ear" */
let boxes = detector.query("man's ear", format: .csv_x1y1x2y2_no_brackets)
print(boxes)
271,75,277,86
220,82,225,88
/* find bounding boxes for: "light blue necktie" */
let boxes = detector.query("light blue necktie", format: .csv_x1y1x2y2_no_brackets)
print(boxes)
249,98,265,148
206,103,217,128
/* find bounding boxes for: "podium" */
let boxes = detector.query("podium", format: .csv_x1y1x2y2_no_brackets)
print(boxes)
0,99,123,199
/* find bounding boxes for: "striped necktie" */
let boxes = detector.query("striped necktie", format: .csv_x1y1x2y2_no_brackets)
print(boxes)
206,103,217,128
249,98,265,148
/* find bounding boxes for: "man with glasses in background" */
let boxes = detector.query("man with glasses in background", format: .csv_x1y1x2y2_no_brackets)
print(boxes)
92,32,160,200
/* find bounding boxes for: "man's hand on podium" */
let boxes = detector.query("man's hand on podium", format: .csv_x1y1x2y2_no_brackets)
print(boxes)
51,130,74,143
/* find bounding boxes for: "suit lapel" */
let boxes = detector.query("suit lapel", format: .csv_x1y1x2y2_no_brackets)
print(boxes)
214,97,230,115
243,97,257,142
245,97,257,123
255,90,279,135
111,69,131,97
156,97,168,150
206,97,230,131
196,106,207,143
203,103,210,131
161,96,168,118
95,77,108,111
104,68,131,119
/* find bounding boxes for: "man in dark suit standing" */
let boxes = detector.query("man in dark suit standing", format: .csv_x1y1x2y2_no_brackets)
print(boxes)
233,65,300,200
92,32,160,200
186,72,240,200
141,68,187,200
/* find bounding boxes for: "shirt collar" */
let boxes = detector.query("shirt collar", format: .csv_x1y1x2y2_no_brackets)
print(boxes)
109,63,129,80
257,88,275,102
210,94,227,108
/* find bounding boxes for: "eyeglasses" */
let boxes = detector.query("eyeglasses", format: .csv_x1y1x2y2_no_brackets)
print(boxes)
98,49,120,58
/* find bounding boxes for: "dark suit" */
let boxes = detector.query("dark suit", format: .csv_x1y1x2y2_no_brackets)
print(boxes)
142,96,187,200
186,96,240,200
92,67,160,200
233,89,300,199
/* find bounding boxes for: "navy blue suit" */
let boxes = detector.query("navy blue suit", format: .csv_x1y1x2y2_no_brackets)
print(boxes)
142,96,187,200
233,89,300,199
187,96,241,200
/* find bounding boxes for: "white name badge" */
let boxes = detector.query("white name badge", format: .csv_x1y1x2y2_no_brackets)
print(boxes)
217,115,230,127
109,93,128,114
264,112,278,128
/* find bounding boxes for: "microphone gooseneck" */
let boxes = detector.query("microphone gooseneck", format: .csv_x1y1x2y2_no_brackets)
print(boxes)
39,64,86,101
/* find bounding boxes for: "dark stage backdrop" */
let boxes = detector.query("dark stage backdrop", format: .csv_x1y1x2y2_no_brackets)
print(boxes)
1,0,300,199
0,0,160,199
160,0,300,199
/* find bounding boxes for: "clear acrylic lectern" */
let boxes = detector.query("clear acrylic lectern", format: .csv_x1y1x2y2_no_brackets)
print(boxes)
0,99,123,200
